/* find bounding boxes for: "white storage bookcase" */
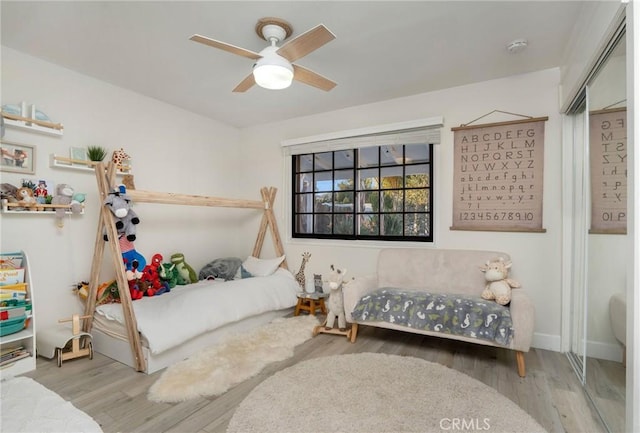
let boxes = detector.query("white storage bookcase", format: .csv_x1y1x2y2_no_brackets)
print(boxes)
0,251,36,379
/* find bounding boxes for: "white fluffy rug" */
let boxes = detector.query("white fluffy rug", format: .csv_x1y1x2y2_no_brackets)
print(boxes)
227,352,548,433
1,376,103,433
148,314,319,403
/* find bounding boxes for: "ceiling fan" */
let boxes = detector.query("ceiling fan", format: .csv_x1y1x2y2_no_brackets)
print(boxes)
190,17,337,92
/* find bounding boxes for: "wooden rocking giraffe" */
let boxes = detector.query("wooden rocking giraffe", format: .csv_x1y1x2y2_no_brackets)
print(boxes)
294,252,311,289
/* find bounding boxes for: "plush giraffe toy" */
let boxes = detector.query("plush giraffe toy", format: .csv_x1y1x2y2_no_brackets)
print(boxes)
111,148,131,170
294,252,311,290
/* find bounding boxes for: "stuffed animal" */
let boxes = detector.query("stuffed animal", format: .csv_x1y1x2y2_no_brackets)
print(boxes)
103,186,140,241
325,264,348,331
119,236,147,277
52,184,80,226
159,262,181,288
96,280,121,304
198,257,242,281
15,186,37,211
0,183,18,203
480,257,521,305
71,192,85,213
112,148,131,170
150,253,163,271
126,273,144,300
140,265,170,297
73,281,90,302
171,253,198,284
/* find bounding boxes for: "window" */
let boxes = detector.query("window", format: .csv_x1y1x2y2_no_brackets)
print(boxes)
292,143,433,241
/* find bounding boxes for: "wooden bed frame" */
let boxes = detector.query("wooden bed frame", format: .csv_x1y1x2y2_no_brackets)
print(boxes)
83,161,287,372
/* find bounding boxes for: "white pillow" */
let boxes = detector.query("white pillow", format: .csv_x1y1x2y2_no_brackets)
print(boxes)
242,255,285,277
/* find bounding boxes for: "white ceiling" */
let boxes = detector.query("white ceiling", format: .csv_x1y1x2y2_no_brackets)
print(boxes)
1,1,586,129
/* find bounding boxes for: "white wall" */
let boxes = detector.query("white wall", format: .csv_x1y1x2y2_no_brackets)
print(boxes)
560,1,624,110
240,68,564,350
0,48,243,330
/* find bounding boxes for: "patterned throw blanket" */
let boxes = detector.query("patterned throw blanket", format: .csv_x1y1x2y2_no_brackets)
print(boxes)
351,288,513,346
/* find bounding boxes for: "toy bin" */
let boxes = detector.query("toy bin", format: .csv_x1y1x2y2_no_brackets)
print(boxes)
0,315,27,337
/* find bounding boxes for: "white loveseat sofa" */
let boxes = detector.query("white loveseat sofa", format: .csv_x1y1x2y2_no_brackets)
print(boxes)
342,248,535,377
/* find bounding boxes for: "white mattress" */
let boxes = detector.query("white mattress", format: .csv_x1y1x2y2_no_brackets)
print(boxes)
94,268,299,354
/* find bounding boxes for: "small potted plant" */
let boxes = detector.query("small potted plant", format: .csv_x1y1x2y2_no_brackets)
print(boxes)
87,145,108,162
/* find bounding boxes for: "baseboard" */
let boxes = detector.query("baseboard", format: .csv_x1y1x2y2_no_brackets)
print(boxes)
530,332,624,362
586,339,624,362
531,332,561,352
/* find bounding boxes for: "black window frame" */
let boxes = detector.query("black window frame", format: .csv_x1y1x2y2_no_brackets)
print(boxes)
292,143,434,242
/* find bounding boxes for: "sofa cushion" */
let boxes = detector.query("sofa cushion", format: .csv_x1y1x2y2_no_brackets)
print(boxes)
377,249,510,296
351,288,513,346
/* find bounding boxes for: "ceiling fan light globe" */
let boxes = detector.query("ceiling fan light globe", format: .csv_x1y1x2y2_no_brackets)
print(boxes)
253,54,294,89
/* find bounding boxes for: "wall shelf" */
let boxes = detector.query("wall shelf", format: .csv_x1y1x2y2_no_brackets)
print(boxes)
1,112,63,137
50,154,131,175
1,199,85,215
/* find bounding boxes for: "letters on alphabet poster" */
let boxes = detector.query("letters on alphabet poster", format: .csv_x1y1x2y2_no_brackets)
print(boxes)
589,107,627,234
451,117,547,232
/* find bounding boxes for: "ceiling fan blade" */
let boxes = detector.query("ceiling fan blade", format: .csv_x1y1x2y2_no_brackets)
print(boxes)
292,64,337,91
189,34,261,60
276,24,336,63
232,73,256,93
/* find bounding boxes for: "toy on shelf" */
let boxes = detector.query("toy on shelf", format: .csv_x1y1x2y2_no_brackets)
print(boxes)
37,314,93,367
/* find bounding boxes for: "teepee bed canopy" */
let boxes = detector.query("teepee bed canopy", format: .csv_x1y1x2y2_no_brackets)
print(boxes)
83,162,297,374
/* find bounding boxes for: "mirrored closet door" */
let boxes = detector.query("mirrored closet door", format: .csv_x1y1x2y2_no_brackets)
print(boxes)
567,26,627,433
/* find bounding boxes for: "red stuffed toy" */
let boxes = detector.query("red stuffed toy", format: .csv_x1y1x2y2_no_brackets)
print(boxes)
124,259,144,300
140,260,170,297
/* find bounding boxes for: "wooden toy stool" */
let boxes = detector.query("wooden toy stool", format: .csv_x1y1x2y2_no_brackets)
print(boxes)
37,314,93,367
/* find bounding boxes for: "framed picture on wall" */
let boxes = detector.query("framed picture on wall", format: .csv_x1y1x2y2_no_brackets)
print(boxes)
69,146,88,164
0,139,35,174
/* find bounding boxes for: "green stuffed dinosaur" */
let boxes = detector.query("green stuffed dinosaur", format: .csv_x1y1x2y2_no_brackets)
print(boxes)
159,262,182,287
170,253,198,284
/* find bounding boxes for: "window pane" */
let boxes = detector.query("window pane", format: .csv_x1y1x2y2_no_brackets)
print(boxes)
296,214,313,234
358,146,378,168
334,150,354,169
357,191,378,212
334,169,354,191
357,168,379,190
405,164,429,187
314,214,332,234
295,173,313,192
334,214,354,235
359,214,379,236
381,214,403,235
381,190,402,212
296,154,313,172
334,192,354,213
381,145,402,166
314,171,332,192
405,144,429,164
405,189,429,212
314,193,332,211
405,213,430,236
381,166,403,188
292,143,433,242
295,193,313,213
315,152,332,170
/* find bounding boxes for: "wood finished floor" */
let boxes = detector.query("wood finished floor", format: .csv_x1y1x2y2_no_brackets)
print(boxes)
584,356,626,433
24,324,609,433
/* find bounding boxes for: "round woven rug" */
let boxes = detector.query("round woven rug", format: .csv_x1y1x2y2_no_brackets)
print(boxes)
227,352,547,433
